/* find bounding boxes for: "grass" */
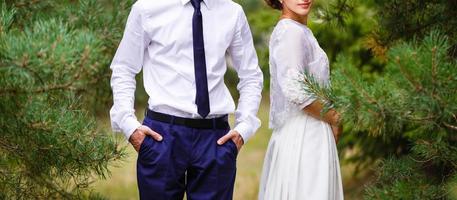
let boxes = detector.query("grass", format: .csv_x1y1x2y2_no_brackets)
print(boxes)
92,96,369,199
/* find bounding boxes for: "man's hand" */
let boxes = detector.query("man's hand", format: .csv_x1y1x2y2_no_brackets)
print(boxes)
129,125,163,152
217,130,244,152
331,124,343,144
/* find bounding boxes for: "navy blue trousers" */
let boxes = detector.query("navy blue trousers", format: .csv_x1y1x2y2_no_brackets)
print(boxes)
137,115,238,200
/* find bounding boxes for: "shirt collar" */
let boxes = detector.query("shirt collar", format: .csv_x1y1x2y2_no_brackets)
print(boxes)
181,0,211,10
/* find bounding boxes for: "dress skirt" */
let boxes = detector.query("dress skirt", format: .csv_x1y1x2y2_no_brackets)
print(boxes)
258,112,344,200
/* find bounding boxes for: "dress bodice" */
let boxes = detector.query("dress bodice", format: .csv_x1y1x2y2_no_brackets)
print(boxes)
269,19,330,129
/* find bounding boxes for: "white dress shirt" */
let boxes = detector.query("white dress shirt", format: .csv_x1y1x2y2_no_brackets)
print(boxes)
109,0,263,142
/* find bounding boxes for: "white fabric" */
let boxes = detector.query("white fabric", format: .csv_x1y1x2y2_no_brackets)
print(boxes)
259,114,344,200
259,19,343,199
109,0,263,141
268,19,330,129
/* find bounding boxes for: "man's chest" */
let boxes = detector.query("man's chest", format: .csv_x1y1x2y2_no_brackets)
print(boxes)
141,5,239,52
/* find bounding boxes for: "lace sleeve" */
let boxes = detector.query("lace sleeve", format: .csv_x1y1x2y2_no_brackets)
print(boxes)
272,25,316,108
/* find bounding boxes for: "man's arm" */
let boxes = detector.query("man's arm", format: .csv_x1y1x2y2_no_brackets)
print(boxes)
218,6,264,149
110,3,149,140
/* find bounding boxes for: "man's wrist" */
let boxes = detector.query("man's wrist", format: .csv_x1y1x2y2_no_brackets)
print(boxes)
233,122,251,143
128,129,138,143
231,130,245,144
121,117,142,140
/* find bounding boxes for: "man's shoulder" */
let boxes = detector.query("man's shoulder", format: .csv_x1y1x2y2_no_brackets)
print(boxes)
131,0,180,13
133,0,174,6
131,0,245,17
215,0,243,11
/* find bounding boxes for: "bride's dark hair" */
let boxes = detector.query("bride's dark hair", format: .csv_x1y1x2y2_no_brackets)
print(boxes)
264,0,282,10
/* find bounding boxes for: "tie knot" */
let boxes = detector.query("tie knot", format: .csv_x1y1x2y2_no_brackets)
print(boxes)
190,0,202,10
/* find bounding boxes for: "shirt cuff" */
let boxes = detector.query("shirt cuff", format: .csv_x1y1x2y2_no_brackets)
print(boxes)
121,117,142,141
234,122,252,143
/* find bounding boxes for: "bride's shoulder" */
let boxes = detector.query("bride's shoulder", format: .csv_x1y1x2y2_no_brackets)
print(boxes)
272,19,312,42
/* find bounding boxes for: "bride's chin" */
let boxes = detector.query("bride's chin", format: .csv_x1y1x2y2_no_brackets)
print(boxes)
291,9,310,17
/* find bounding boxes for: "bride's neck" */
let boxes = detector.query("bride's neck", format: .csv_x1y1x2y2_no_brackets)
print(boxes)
281,10,308,25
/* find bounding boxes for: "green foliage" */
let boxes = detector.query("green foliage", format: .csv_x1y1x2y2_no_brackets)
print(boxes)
304,32,457,199
306,0,457,198
364,157,445,199
373,0,457,55
0,0,131,199
328,0,457,58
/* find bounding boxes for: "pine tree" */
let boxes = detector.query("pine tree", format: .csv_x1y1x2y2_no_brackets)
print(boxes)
315,1,457,198
302,32,457,199
324,0,457,58
0,0,133,199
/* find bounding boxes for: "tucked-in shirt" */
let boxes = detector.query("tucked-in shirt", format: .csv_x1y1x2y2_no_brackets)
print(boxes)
110,0,264,142
269,19,330,129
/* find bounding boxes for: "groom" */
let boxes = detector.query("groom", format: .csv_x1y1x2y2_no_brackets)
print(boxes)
109,0,263,199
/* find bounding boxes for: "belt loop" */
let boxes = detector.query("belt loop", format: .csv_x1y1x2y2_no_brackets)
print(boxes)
169,116,175,134
170,116,175,125
212,118,216,130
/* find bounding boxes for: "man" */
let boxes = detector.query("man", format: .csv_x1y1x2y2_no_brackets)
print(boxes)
109,0,263,199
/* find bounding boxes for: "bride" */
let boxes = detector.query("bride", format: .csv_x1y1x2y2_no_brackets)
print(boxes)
258,0,344,199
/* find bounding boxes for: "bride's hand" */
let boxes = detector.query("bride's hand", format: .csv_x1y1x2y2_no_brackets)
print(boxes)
331,124,342,144
325,109,341,126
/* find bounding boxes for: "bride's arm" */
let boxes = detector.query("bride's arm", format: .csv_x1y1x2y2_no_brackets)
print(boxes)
302,100,340,125
304,101,342,143
275,25,342,136
274,27,316,109
273,25,342,142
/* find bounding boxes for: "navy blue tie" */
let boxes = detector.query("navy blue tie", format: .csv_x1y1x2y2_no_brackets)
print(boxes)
191,0,210,118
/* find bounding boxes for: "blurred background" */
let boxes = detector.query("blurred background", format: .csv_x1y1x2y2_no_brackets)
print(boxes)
1,0,456,199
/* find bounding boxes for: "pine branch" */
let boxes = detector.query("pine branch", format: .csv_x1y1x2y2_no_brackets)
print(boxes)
339,68,388,131
26,173,76,199
0,138,19,154
13,0,42,8
407,115,436,122
395,56,423,92
0,45,91,95
0,1,128,198
299,71,334,110
443,122,457,131
431,46,437,96
319,0,356,27
408,154,436,164
16,54,45,85
0,81,75,94
340,67,378,106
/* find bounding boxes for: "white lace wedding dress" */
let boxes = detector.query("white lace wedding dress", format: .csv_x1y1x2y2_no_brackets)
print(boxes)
258,19,344,200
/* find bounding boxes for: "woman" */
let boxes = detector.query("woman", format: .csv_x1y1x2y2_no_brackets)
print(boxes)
258,0,344,199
